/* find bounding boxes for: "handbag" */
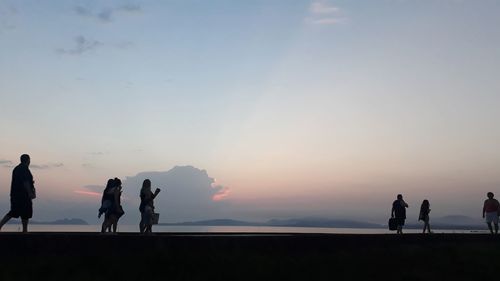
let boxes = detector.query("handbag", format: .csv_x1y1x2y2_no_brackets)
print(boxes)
152,213,160,225
388,218,398,231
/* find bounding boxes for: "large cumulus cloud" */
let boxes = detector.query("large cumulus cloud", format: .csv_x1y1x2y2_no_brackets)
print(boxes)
121,166,230,222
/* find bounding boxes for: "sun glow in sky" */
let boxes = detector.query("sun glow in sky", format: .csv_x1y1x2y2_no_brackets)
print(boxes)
1,0,500,224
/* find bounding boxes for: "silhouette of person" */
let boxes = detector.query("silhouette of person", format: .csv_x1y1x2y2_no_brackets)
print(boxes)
139,179,161,234
419,199,431,234
100,178,124,233
110,178,124,233
391,194,408,234
0,154,36,233
482,192,500,234
99,179,115,232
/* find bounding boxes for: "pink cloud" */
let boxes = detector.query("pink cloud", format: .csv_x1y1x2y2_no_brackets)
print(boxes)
74,190,101,197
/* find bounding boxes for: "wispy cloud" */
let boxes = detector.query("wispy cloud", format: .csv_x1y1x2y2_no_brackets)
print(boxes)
74,190,102,197
0,4,18,32
308,18,345,25
0,160,13,168
119,4,142,13
56,36,102,55
310,1,339,14
306,1,346,26
75,4,142,23
31,163,64,170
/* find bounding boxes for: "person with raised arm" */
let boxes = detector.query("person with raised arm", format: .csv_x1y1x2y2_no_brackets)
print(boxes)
139,179,161,234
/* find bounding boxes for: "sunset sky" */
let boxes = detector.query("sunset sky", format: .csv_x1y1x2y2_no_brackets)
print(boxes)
1,0,499,224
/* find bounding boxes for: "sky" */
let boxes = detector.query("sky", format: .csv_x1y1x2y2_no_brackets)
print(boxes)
1,0,500,225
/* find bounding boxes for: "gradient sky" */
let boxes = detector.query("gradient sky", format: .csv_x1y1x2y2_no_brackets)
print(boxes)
1,0,500,224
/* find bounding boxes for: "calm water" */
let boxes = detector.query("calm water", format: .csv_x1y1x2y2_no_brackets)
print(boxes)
0,224,487,234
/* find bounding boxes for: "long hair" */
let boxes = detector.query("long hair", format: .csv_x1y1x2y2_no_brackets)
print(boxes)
420,199,430,213
141,179,151,195
105,179,114,190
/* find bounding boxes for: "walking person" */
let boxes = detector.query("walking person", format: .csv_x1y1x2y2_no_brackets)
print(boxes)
99,179,115,232
482,192,500,234
100,178,124,233
109,178,125,233
419,199,432,234
391,194,408,234
139,179,161,234
0,154,36,233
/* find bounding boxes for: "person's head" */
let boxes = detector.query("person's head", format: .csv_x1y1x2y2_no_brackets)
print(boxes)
142,179,151,189
20,154,30,166
105,179,114,189
397,194,403,200
114,178,122,187
487,192,494,199
421,199,429,208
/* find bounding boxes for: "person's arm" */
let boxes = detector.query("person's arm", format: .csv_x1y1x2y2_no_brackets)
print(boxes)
152,188,161,199
483,201,487,218
401,200,408,208
114,188,120,210
391,205,395,218
24,181,35,199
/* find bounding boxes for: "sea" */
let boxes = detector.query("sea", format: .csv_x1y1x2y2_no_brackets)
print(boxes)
0,224,488,234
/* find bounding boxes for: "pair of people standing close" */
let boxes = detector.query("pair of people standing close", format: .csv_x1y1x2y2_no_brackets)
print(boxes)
391,194,432,234
99,178,124,233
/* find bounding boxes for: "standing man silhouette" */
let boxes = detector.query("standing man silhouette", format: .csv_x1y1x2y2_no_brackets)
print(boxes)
0,154,36,232
482,192,500,234
391,194,409,234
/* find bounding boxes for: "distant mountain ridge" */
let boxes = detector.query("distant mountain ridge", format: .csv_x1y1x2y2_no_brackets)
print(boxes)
161,217,382,228
7,218,88,225
161,215,485,230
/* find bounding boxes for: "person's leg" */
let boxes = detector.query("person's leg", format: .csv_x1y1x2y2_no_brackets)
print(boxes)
101,219,108,233
109,215,117,233
427,222,432,233
0,214,12,230
487,222,494,234
21,219,28,233
494,223,498,234
140,212,144,233
146,224,152,233
422,223,426,234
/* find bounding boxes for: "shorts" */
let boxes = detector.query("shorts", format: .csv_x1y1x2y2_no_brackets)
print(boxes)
485,212,499,224
8,199,33,220
394,218,405,226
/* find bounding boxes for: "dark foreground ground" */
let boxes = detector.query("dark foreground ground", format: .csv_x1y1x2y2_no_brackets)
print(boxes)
0,232,499,281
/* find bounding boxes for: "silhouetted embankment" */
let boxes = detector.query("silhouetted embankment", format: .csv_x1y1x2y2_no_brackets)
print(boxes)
0,233,499,281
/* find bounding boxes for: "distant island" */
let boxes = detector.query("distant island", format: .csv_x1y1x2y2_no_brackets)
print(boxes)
7,218,88,225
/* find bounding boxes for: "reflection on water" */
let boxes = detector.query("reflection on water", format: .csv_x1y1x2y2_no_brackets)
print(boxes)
0,224,487,234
